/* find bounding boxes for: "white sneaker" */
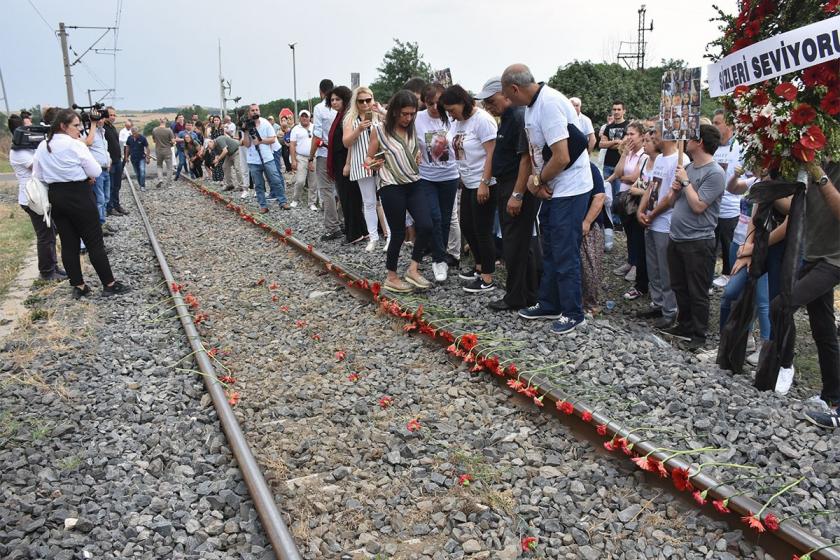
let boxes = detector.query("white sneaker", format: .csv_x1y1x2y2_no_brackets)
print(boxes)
365,239,377,252
382,237,390,253
604,228,614,253
240,191,249,199
745,349,761,366
775,366,794,395
432,262,448,282
713,275,730,288
309,204,318,211
290,201,298,208
804,394,831,411
624,266,636,282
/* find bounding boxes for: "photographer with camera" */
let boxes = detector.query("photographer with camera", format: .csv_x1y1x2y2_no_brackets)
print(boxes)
81,107,115,235
241,103,289,213
104,107,129,216
8,113,65,281
32,108,129,298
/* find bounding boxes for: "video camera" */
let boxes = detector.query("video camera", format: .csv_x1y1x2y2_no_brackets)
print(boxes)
11,125,49,151
236,109,260,139
72,102,108,133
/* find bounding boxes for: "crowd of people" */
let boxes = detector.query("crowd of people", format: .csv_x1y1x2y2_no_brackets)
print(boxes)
6,62,839,430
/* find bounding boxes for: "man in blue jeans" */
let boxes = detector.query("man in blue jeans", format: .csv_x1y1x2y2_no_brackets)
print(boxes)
104,107,129,216
241,103,289,212
124,127,150,190
83,117,112,233
502,64,593,335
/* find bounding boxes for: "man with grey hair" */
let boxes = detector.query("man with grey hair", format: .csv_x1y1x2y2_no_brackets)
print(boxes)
501,63,593,335
124,126,150,190
569,97,596,152
152,118,175,187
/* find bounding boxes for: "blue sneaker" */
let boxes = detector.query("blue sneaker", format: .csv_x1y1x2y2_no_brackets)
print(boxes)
550,315,585,336
518,303,562,320
804,408,840,429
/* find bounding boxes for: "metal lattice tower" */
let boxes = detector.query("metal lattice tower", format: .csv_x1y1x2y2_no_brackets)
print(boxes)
617,5,654,70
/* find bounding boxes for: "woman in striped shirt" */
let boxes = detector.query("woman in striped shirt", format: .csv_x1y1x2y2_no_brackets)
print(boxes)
344,87,388,252
366,90,433,293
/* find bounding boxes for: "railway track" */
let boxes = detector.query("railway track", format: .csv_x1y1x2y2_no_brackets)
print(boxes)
124,170,837,559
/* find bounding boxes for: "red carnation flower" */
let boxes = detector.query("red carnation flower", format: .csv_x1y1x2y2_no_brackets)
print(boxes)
533,395,544,408
458,473,473,486
671,467,694,492
652,458,668,478
522,386,538,398
632,456,654,472
507,379,525,391
764,512,780,531
521,536,537,552
378,396,393,408
581,411,593,423
712,500,731,514
460,333,478,351
504,364,518,376
227,391,240,406
406,418,421,432
335,350,347,362
556,401,574,415
790,103,817,125
370,282,381,297
774,82,798,101
596,424,607,436
284,227,292,236
692,490,708,505
347,372,360,382
742,513,766,533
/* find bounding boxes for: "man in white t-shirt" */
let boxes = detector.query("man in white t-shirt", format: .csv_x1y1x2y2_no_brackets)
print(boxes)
637,125,690,329
8,114,63,280
118,120,132,150
569,97,596,152
502,63,593,335
241,103,289,212
289,110,317,209
711,109,743,288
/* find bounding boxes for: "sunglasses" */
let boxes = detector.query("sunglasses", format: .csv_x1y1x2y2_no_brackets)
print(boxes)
357,98,373,104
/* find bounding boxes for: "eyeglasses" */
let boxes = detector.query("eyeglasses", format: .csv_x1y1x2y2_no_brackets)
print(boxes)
357,98,373,104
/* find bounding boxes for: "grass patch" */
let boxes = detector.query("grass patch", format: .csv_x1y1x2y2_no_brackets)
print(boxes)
0,202,35,299
29,308,50,322
0,159,11,174
58,455,81,471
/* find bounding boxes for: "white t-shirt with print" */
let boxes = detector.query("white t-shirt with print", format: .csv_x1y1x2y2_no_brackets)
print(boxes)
415,110,459,182
448,108,498,189
290,124,313,158
714,139,743,219
648,151,691,233
524,85,593,198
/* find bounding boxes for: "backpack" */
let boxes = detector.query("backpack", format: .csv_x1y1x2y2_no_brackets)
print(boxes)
25,175,51,226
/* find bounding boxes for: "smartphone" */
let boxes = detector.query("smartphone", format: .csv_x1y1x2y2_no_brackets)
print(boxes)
364,110,373,122
373,150,386,161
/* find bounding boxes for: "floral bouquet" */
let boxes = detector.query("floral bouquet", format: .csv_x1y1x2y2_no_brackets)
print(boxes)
710,0,840,180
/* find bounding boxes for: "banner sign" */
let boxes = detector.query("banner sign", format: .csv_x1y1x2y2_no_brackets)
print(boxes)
433,68,453,88
707,14,840,97
660,67,702,141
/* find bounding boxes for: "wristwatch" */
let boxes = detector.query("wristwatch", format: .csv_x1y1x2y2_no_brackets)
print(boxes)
480,178,491,186
680,179,690,187
818,175,830,186
511,192,524,200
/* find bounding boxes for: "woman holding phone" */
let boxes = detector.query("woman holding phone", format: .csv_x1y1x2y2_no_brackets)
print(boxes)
345,86,389,252
366,90,433,293
439,85,498,294
327,86,366,243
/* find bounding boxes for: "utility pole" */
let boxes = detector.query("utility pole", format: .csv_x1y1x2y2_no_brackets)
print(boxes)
289,43,298,118
0,62,9,115
58,22,75,106
218,39,226,119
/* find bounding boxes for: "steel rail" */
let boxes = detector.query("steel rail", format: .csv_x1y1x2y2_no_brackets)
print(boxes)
186,178,839,560
124,170,302,560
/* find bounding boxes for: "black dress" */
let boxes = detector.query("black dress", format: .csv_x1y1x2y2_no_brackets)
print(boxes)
330,116,366,242
210,128,224,181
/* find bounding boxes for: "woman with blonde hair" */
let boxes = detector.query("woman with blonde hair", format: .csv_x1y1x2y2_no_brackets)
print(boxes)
344,86,391,252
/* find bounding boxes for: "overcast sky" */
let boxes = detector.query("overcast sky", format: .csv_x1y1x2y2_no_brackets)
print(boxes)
2,0,735,112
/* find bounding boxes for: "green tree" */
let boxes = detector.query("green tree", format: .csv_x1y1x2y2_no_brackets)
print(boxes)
370,39,432,102
142,120,158,137
548,59,720,130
